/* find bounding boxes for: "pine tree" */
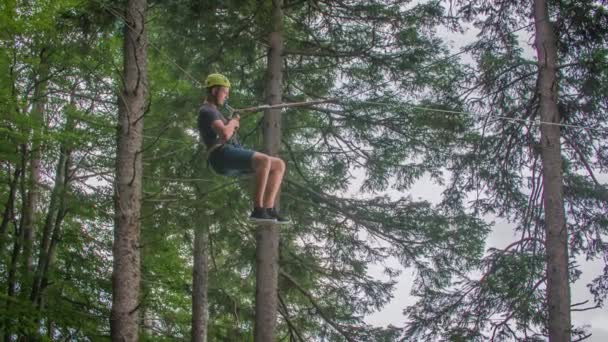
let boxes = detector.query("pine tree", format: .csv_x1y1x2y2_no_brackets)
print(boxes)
533,0,570,338
255,0,284,340
1,0,119,339
111,0,148,340
404,0,608,340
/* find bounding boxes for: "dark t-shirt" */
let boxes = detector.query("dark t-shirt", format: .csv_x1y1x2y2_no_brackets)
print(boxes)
197,103,228,148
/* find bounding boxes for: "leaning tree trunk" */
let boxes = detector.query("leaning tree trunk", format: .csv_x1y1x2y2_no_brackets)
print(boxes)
254,0,283,341
31,101,75,325
110,0,148,340
0,166,20,252
4,145,28,342
533,1,571,340
20,51,49,296
27,135,68,340
191,226,209,342
31,136,68,305
0,166,20,321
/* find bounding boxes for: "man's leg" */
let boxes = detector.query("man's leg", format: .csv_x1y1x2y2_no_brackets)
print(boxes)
251,153,271,208
263,157,285,208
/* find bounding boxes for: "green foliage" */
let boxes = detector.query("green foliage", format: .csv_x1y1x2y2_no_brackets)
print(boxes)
9,0,604,341
136,0,492,340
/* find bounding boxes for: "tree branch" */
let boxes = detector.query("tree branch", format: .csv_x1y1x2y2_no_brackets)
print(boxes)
278,292,306,342
280,270,355,342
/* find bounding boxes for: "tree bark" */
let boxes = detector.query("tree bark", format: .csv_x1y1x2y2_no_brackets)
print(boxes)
31,142,67,305
254,1,283,341
20,50,49,295
4,236,21,342
254,225,280,342
110,0,148,340
31,93,76,308
3,145,28,342
533,1,571,340
39,192,68,299
0,166,20,253
191,227,209,342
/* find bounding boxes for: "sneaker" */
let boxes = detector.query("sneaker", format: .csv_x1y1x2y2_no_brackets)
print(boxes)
249,207,277,223
266,208,291,224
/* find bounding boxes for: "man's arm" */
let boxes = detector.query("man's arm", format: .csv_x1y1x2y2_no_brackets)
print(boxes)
210,115,240,142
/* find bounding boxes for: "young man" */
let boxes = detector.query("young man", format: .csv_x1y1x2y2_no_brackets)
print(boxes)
198,73,289,223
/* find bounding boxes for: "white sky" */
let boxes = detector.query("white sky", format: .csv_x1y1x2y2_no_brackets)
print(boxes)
364,175,608,341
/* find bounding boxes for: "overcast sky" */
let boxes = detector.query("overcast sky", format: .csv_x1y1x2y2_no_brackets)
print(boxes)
364,176,608,341
360,16,608,341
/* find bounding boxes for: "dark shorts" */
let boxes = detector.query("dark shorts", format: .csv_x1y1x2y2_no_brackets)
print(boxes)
208,144,255,177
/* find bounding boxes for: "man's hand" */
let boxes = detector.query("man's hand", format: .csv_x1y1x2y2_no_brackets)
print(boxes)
211,115,240,143
231,115,241,130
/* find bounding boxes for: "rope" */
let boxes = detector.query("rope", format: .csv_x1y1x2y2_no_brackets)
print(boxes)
79,5,608,189
343,100,608,133
102,5,203,87
225,98,608,133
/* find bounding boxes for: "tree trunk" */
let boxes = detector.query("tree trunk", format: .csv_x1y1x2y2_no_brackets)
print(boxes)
4,236,21,342
39,198,67,300
0,166,20,253
20,50,49,295
0,167,19,340
191,227,209,342
36,144,71,320
254,1,283,341
31,143,67,305
533,1,571,340
31,95,76,308
1,4,21,256
3,145,28,342
110,0,148,340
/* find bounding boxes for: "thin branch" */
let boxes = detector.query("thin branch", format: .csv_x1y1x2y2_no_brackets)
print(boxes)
573,333,593,342
278,292,306,342
571,300,601,312
563,136,601,187
280,270,355,342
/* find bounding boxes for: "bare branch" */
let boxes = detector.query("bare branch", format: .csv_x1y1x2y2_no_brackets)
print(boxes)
280,270,355,342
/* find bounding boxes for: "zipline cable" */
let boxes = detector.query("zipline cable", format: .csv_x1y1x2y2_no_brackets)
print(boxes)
97,5,607,136
226,99,608,133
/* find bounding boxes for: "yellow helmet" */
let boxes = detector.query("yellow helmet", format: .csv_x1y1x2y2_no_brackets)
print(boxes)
204,73,230,88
